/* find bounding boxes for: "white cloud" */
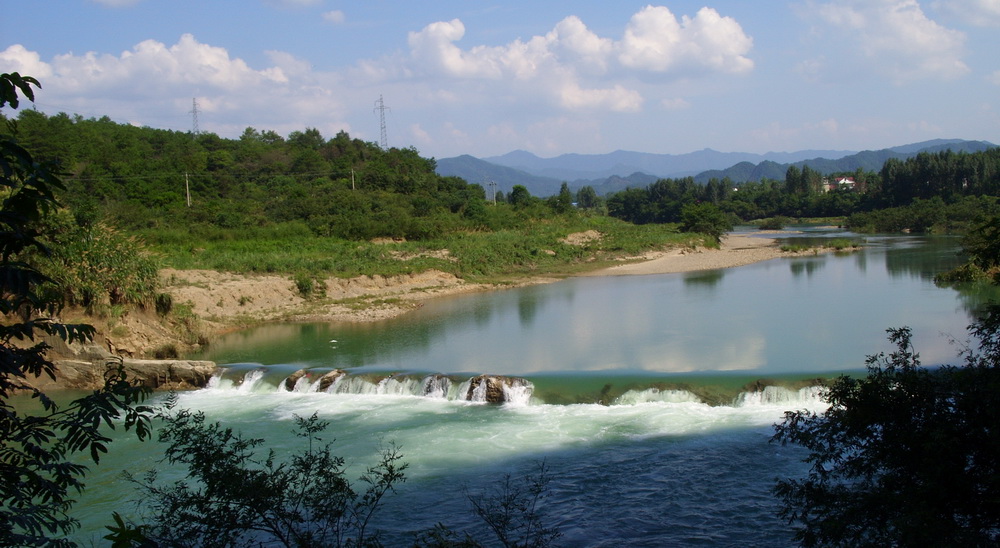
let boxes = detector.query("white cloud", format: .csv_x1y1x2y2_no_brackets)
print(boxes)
812,0,969,82
0,44,54,79
932,0,1000,27
44,34,288,94
0,37,349,140
322,10,346,25
559,82,642,112
989,70,1000,85
619,6,753,74
396,6,753,113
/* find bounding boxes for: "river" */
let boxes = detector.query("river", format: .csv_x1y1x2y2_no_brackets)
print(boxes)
69,229,999,546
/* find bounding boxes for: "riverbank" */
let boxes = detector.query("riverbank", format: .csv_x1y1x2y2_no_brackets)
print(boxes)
44,232,807,390
163,232,793,330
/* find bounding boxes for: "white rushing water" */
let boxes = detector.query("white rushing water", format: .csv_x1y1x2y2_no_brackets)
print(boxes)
96,376,825,546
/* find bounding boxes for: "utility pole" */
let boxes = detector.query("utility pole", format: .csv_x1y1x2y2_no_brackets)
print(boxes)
373,95,389,149
488,180,497,204
185,172,191,207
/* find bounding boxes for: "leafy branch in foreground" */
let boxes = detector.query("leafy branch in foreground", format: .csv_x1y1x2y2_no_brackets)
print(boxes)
2,72,154,547
772,308,1000,547
121,398,407,547
415,461,562,548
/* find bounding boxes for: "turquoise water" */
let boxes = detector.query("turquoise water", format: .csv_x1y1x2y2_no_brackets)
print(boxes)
68,231,999,546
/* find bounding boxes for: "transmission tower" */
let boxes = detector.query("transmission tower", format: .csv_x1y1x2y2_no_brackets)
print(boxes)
189,97,200,138
373,94,389,149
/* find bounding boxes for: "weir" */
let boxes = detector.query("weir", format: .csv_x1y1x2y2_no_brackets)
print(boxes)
210,366,829,408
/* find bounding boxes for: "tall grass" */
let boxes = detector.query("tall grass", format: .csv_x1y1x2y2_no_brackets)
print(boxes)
144,217,703,282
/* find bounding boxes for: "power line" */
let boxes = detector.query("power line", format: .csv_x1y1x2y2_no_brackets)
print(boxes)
373,94,389,149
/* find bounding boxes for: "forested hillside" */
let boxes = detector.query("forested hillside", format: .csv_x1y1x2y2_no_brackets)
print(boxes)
7,110,494,241
604,148,1000,232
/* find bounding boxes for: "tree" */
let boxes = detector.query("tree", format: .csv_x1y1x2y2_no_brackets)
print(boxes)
508,185,532,209
122,399,406,547
1,73,153,546
772,309,1000,547
550,182,573,214
575,186,598,210
679,202,732,244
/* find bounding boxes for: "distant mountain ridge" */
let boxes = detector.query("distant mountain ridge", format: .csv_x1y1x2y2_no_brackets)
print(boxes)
435,139,997,197
483,147,857,180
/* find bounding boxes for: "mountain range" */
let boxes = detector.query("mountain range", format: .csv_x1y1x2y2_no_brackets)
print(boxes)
435,139,997,197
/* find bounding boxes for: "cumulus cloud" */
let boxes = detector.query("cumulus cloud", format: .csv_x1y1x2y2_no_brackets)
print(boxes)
0,36,348,139
400,6,752,111
812,0,969,82
619,6,753,74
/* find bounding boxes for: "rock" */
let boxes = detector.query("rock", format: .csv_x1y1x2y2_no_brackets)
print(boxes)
317,369,346,392
41,358,218,391
465,374,529,403
284,369,310,391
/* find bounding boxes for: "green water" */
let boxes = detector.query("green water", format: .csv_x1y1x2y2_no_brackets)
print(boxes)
64,230,1000,545
196,231,995,388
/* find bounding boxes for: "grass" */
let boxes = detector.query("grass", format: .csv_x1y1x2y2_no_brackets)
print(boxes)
780,236,863,254
142,217,705,283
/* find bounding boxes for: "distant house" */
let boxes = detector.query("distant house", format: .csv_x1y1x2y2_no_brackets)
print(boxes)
821,176,860,193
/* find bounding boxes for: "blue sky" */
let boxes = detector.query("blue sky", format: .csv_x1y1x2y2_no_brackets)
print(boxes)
2,0,999,159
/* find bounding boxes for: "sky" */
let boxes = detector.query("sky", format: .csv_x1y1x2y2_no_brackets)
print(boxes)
2,0,999,159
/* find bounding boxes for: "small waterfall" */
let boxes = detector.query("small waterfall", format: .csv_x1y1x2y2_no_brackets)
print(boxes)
465,375,534,404
422,375,452,399
377,376,423,395
501,379,534,406
613,388,702,405
734,385,827,407
205,373,222,390
235,369,267,393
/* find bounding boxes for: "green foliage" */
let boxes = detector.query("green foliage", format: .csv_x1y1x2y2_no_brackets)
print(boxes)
935,212,1000,285
293,271,324,299
124,400,407,547
466,462,561,548
10,110,503,242
757,216,790,230
28,210,161,313
845,195,1000,234
772,310,1000,547
1,72,154,547
961,214,1000,273
679,202,732,244
415,462,561,548
575,185,600,210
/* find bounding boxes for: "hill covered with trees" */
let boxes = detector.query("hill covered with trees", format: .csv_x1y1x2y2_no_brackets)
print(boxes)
8,110,499,242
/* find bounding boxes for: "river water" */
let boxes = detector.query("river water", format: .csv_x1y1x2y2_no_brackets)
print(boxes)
69,230,999,546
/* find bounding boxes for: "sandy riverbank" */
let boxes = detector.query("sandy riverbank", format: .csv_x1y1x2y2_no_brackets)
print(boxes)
162,232,791,331
582,233,789,276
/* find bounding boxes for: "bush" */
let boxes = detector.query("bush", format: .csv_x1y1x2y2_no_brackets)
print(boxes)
772,309,1000,546
122,401,406,547
758,216,790,230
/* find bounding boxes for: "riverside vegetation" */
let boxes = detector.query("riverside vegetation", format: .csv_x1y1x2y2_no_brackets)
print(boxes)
4,71,1000,545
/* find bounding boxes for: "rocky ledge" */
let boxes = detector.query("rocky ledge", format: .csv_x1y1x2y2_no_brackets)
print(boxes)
34,358,218,391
